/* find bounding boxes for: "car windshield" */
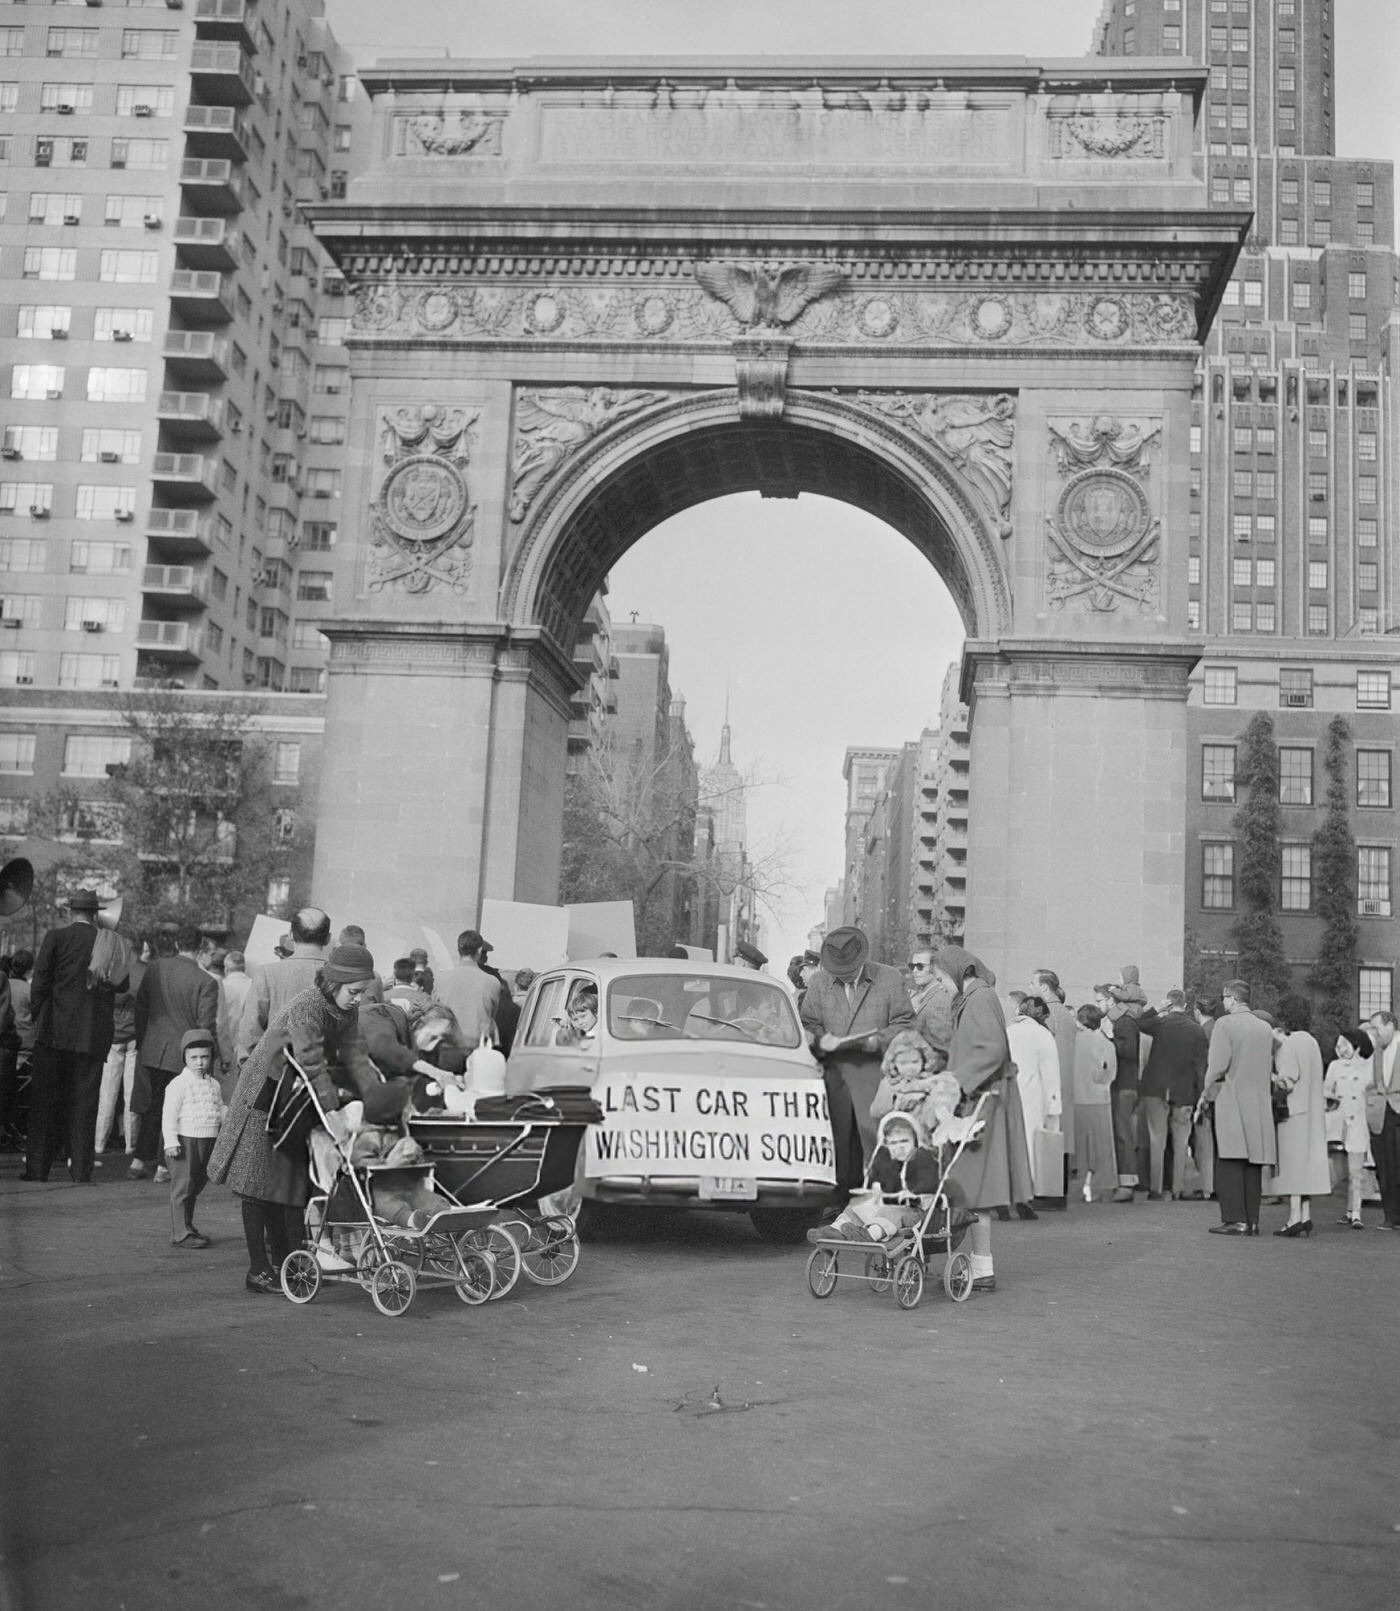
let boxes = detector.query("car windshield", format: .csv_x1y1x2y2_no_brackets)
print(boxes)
607,973,802,1049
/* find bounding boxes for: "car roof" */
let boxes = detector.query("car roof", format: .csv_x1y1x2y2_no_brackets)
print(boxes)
544,958,783,987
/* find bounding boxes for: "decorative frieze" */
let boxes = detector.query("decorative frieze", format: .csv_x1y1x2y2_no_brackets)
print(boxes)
393,106,508,158
1045,415,1163,616
733,337,792,420
856,393,1015,537
1048,113,1169,161
365,404,478,596
349,279,1198,350
508,387,671,523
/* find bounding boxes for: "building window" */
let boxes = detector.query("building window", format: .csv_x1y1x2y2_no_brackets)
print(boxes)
266,875,291,916
1307,561,1328,591
1292,282,1311,309
1233,470,1253,498
1255,514,1275,542
64,596,124,632
1357,181,1374,208
0,652,37,687
1255,470,1275,500
0,733,37,774
301,521,337,551
1359,968,1393,1018
1255,602,1276,634
1188,556,1201,586
1202,745,1236,803
1280,844,1312,912
1203,843,1235,910
1357,751,1392,809
1279,668,1313,708
1348,272,1368,300
1230,603,1252,632
1307,605,1328,635
272,741,301,784
1279,218,1300,245
1242,279,1263,307
1204,666,1237,706
86,368,148,404
1278,748,1312,806
1357,432,1377,463
1358,848,1392,917
1187,600,1201,630
1307,516,1327,543
1357,672,1391,711
1255,559,1275,588
0,542,48,575
295,571,333,602
1307,471,1327,499
62,734,131,778
1307,429,1327,457
98,249,159,284
1232,557,1252,588
58,653,121,690
69,541,132,574
1232,426,1252,454
1358,476,1377,505
22,248,77,283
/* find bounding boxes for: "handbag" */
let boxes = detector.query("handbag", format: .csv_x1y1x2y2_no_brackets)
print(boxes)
1271,1091,1290,1125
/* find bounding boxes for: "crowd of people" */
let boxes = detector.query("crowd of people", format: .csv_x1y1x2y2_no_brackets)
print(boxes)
4,893,1398,1297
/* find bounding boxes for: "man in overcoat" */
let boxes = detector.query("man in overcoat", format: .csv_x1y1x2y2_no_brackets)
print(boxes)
800,926,913,1191
235,906,331,1063
25,890,127,1183
1198,978,1277,1234
132,924,219,1179
1137,989,1209,1200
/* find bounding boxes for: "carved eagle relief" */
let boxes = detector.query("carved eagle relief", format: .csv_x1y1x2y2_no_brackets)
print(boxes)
695,260,847,329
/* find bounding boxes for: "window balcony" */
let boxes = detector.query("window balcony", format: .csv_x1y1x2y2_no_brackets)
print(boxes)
168,270,233,326
142,564,208,610
162,330,229,381
179,158,246,216
151,452,219,502
136,619,202,661
182,104,250,163
146,507,214,557
189,41,256,106
192,0,255,50
157,390,225,441
172,215,237,271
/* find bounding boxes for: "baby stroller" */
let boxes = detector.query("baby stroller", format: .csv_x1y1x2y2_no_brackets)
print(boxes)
408,1091,600,1292
805,1092,991,1310
276,1053,500,1318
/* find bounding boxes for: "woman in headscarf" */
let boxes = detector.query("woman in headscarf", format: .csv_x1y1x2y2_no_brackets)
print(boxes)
930,944,1034,1293
209,943,398,1294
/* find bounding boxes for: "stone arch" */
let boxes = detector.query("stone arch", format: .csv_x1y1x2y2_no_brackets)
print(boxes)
500,389,1013,653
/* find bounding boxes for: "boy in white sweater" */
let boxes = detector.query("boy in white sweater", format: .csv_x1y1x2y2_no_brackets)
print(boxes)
162,1027,227,1249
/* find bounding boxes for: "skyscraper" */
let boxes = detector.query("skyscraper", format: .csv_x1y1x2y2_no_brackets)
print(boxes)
1096,0,1399,1013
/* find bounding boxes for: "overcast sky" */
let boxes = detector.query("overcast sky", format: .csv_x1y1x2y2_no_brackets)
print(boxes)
325,1,1398,969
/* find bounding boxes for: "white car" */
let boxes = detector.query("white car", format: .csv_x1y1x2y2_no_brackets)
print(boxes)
506,959,839,1243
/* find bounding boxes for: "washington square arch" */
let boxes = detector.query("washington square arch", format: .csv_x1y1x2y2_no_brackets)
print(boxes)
305,56,1245,995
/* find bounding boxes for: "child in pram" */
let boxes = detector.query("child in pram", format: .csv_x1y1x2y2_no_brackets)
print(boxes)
810,1108,969,1247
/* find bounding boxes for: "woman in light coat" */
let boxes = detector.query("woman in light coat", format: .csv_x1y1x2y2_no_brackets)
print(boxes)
1266,994,1331,1238
1323,1027,1374,1229
1006,994,1062,1202
932,945,1034,1293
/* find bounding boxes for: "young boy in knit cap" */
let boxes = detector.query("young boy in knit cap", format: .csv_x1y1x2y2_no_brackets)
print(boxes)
162,1026,227,1249
809,1111,959,1245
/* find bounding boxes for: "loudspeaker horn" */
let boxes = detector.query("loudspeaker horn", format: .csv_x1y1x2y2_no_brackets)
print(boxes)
0,857,34,919
97,895,123,932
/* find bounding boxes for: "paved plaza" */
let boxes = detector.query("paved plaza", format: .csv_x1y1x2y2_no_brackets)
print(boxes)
1,1173,1395,1611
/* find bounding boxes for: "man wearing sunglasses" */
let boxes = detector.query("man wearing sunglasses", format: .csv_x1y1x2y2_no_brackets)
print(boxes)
907,949,954,1068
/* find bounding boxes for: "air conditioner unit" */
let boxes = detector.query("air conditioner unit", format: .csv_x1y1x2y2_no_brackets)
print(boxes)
311,488,330,498
115,510,135,524
0,448,20,461
101,679,120,688
133,106,153,119
112,330,133,342
45,390,62,400
1360,899,1390,917
57,105,75,116
100,450,121,463
111,158,126,169
30,508,51,521
16,676,34,685
1,619,20,630
143,214,162,230
1283,692,1311,707
63,214,81,226
295,429,307,440
83,621,104,633
50,328,69,340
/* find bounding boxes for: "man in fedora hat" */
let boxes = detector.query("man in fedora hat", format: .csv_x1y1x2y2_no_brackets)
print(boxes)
800,925,913,1192
25,889,128,1183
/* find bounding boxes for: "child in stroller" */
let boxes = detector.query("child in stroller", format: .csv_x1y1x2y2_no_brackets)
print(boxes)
810,1108,968,1247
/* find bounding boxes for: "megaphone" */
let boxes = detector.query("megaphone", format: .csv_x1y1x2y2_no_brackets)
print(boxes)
97,895,123,932
0,857,34,919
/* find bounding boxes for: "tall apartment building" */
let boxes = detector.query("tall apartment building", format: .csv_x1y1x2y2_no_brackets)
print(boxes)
0,0,369,702
1096,0,1400,1014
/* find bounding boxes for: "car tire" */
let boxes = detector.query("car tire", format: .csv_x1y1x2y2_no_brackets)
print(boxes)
749,1207,816,1245
573,1199,608,1242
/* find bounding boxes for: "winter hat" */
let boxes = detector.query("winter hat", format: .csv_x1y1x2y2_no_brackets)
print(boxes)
323,943,376,984
881,1028,937,1078
932,945,997,990
180,1027,215,1054
67,890,101,914
1119,964,1141,988
877,1109,926,1149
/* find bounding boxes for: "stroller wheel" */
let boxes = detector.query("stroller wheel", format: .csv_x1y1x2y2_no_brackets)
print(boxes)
893,1254,924,1310
520,1217,581,1286
462,1223,523,1300
806,1247,838,1298
370,1259,416,1317
280,1249,321,1305
943,1250,974,1304
864,1250,892,1295
450,1245,495,1306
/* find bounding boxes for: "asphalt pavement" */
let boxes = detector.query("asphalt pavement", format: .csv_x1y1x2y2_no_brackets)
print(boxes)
1,1164,1396,1611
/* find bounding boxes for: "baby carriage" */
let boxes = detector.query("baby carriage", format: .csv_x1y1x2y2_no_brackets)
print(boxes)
804,1092,991,1310
408,1090,600,1293
275,1053,501,1318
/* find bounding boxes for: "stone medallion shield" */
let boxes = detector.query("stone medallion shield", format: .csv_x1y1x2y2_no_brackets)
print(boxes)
1057,468,1150,558
379,455,469,544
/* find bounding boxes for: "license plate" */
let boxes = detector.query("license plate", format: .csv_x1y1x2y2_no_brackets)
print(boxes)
698,1176,757,1201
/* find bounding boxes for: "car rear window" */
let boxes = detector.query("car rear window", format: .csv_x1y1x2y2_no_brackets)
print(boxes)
607,973,802,1049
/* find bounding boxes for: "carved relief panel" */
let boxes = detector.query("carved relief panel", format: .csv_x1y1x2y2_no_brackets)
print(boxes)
364,404,480,595
1044,416,1163,615
507,387,672,525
